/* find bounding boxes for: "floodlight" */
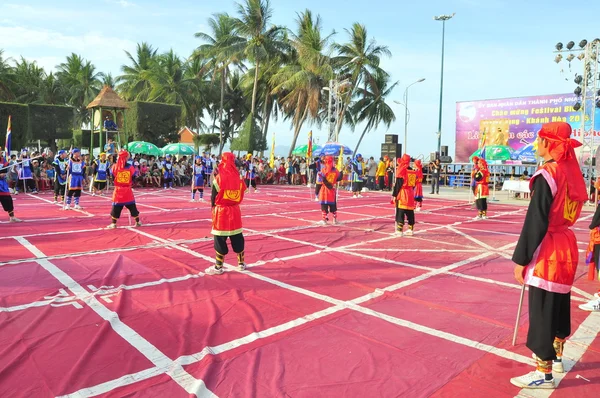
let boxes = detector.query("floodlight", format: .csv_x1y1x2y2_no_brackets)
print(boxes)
575,75,583,84
555,54,563,63
567,41,575,50
567,54,575,62
578,53,586,61
556,42,563,51
573,102,581,111
579,40,588,48
574,87,582,96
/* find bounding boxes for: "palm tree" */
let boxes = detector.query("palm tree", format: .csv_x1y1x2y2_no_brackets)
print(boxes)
271,10,334,156
332,23,391,139
40,72,66,105
194,13,244,152
232,0,287,153
102,73,116,89
0,50,15,101
350,70,398,154
12,57,47,104
118,42,158,101
56,53,103,124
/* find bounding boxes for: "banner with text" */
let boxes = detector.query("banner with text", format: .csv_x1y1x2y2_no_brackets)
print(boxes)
455,93,600,163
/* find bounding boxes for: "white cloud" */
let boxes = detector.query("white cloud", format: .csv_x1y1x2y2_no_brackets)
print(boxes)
106,0,137,8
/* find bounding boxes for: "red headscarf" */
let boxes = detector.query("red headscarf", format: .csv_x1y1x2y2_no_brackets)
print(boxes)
538,122,587,201
322,156,334,174
472,156,479,164
115,150,129,172
396,154,410,177
218,152,239,182
414,159,422,170
478,158,488,171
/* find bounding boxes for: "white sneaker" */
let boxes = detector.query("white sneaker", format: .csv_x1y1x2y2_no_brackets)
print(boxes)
395,230,404,237
74,205,82,210
316,220,328,226
62,205,71,211
106,223,117,229
190,199,197,202
594,292,600,299
135,222,143,227
357,194,363,198
9,217,23,223
474,215,482,220
314,197,319,202
579,298,600,312
52,200,58,204
415,207,421,212
482,215,488,219
238,263,247,271
14,191,19,195
351,196,356,199
92,193,96,196
332,219,339,225
510,371,555,389
205,266,224,275
404,229,414,236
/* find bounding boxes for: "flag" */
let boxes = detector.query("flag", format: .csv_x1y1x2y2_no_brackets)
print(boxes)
479,129,487,160
336,145,344,172
4,115,11,155
269,131,275,169
307,131,313,159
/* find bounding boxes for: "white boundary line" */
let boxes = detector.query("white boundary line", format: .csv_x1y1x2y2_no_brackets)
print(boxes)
14,237,216,398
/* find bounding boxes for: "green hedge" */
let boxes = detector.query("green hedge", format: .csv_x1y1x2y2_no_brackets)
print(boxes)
125,101,182,146
0,102,29,151
28,104,74,141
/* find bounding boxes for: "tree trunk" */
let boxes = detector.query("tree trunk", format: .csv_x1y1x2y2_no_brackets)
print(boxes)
334,75,360,139
287,106,309,157
251,60,260,115
219,67,226,155
353,124,370,156
259,96,272,157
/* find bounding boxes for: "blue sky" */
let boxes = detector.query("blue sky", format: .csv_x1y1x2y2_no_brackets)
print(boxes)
1,0,599,158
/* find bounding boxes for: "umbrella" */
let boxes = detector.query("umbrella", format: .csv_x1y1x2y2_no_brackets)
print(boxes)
126,141,162,157
162,143,195,156
315,142,353,156
292,144,321,156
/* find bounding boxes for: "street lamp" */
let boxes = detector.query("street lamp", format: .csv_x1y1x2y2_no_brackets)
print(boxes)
434,12,455,156
395,78,425,154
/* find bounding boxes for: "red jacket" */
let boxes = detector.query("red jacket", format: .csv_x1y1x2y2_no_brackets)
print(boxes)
524,162,583,293
474,169,490,198
396,169,416,210
212,172,246,236
112,165,135,205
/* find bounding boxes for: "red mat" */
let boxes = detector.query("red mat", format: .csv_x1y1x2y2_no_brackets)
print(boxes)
0,186,598,397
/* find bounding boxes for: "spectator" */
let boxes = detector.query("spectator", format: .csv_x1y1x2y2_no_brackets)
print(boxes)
367,157,377,190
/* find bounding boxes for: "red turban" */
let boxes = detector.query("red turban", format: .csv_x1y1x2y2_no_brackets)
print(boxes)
538,122,587,202
322,156,334,174
115,150,129,172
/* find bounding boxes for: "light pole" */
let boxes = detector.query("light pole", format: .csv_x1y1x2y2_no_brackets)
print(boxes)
434,13,455,156
395,78,425,154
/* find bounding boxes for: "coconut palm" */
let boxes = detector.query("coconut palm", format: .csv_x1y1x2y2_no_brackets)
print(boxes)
118,42,158,101
271,10,334,156
350,70,398,154
56,53,103,124
12,57,47,104
194,13,244,150
40,72,66,105
102,73,116,89
332,23,391,139
0,50,15,101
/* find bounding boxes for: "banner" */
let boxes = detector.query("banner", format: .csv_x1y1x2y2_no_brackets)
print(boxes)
455,93,600,163
307,131,313,159
4,115,11,154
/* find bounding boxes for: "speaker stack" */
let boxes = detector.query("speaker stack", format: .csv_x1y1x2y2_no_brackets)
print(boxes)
439,146,453,163
381,134,402,159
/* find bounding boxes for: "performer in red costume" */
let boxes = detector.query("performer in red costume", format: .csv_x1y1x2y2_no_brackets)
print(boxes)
582,204,600,311
106,150,141,229
317,156,342,225
510,122,587,389
474,158,490,219
205,152,247,275
392,154,417,236
413,159,424,211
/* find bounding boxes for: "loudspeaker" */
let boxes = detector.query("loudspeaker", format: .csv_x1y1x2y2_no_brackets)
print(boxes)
441,145,448,157
385,134,398,144
430,152,436,162
439,155,453,163
381,143,402,159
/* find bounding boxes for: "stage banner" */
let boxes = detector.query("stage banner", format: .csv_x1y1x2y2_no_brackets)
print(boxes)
455,93,600,163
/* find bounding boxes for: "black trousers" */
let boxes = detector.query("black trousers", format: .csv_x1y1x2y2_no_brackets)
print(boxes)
19,178,36,192
378,176,385,190
67,189,81,198
94,181,107,190
111,203,140,219
526,285,571,361
54,181,66,197
352,180,362,193
0,195,14,213
245,179,256,189
386,172,393,190
321,203,337,214
214,233,244,255
594,244,600,269
395,208,415,225
475,198,488,211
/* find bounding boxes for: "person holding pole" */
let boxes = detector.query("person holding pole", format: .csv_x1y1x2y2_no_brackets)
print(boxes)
0,149,22,222
317,155,342,225
52,150,68,204
473,158,490,219
510,122,587,390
